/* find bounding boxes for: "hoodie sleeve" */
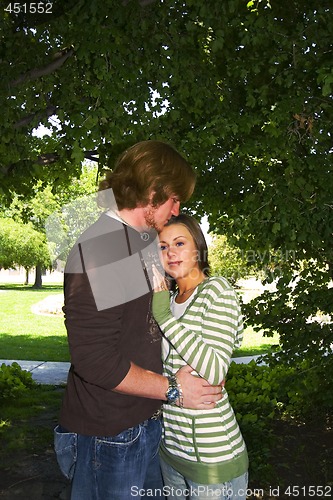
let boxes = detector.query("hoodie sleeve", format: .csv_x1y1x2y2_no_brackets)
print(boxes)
152,279,244,385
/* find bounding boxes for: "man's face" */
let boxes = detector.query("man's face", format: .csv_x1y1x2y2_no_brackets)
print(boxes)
143,196,180,232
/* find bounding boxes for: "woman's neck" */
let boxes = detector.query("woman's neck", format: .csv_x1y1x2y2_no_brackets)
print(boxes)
175,273,207,303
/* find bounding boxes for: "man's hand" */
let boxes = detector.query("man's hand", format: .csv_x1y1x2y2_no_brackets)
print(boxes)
176,365,223,410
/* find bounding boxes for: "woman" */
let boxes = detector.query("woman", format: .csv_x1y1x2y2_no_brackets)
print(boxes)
152,214,248,500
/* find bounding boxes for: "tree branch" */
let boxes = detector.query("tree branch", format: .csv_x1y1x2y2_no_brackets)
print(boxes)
1,150,99,178
36,153,60,165
122,0,157,6
84,151,99,162
14,105,57,129
12,47,74,87
35,150,99,165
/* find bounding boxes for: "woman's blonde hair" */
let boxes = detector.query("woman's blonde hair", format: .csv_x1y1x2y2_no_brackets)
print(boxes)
98,140,196,210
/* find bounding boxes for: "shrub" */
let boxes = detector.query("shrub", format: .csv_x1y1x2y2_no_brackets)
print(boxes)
226,356,332,483
227,361,286,481
0,362,36,401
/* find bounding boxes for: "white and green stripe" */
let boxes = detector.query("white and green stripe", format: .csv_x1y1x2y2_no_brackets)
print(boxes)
157,276,248,484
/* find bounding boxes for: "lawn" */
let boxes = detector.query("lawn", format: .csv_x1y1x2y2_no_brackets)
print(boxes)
235,325,279,357
0,283,280,361
0,284,69,362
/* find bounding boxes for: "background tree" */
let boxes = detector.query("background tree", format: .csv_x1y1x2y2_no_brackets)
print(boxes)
208,235,255,285
1,164,98,286
0,218,51,284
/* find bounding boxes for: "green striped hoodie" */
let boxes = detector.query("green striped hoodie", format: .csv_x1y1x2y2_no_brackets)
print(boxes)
152,276,249,484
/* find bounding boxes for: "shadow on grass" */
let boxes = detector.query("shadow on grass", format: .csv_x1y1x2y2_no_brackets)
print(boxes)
0,284,63,292
0,334,69,362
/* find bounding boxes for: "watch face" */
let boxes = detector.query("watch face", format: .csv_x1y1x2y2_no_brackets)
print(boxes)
167,387,180,403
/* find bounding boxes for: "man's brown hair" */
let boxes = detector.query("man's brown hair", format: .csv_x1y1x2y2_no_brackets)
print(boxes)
98,140,196,210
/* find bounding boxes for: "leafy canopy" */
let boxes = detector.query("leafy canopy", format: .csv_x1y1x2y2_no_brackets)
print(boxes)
1,0,332,363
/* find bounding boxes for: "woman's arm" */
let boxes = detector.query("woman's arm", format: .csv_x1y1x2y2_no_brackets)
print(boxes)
152,280,244,385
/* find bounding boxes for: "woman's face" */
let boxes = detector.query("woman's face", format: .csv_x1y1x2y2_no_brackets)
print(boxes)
158,224,201,280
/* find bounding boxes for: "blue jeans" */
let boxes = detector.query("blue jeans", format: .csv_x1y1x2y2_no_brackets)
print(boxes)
54,418,164,500
160,457,248,500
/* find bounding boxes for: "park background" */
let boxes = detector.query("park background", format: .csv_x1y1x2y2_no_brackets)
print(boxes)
1,0,332,498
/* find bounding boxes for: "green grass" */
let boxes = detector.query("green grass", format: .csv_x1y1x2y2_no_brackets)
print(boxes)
0,283,280,362
234,326,280,357
0,283,69,362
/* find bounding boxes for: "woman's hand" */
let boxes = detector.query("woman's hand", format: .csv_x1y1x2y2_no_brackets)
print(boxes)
152,265,171,323
152,264,168,292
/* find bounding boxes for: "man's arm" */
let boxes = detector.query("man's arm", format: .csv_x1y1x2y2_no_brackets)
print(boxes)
114,362,222,410
65,266,221,409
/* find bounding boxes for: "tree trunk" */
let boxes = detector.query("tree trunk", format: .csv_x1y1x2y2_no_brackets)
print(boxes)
32,265,43,288
25,268,29,285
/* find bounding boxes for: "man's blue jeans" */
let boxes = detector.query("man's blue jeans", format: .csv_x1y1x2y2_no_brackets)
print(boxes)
54,417,164,500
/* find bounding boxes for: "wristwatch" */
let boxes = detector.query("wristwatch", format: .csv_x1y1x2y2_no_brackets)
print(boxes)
165,375,183,406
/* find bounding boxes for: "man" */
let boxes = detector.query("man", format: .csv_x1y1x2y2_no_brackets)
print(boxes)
54,140,221,500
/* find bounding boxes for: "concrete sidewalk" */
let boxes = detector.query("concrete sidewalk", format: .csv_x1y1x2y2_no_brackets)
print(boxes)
0,356,261,385
0,359,70,385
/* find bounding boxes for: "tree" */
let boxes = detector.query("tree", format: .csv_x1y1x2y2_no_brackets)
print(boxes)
0,0,163,198
1,1,332,205
1,1,332,369
1,164,99,286
208,235,255,285
0,218,51,284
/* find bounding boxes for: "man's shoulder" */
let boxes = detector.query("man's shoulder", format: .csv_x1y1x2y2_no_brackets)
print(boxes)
65,214,124,273
77,213,123,243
